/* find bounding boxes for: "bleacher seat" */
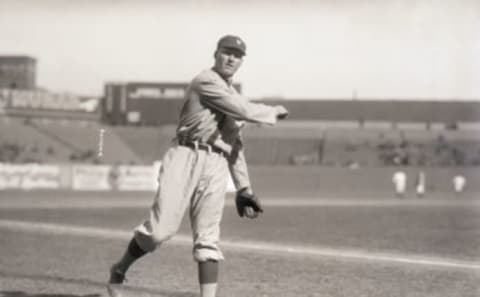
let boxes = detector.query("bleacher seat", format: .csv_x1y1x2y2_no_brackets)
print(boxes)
0,117,71,163
2,115,478,167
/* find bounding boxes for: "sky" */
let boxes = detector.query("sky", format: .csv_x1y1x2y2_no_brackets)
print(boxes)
0,0,479,100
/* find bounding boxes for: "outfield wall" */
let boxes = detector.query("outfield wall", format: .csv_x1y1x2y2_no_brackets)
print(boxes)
0,163,161,192
0,163,477,199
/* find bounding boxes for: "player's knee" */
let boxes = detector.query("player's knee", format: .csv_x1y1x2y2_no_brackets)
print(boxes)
193,244,224,262
151,226,178,245
134,227,177,252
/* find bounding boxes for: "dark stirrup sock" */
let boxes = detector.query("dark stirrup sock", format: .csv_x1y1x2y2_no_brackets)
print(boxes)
127,238,147,258
198,260,219,284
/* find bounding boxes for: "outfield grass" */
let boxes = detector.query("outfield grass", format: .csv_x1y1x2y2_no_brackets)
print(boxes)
0,228,478,297
0,192,478,297
1,203,479,261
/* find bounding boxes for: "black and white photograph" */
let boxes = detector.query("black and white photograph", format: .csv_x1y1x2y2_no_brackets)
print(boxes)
0,1,479,296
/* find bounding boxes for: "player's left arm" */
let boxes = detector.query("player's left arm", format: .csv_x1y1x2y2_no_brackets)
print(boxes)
227,133,263,219
227,135,251,192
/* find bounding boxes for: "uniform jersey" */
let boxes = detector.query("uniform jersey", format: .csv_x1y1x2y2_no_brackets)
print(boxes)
453,175,466,193
108,35,285,297
175,68,280,190
392,171,407,194
415,171,426,195
133,68,283,262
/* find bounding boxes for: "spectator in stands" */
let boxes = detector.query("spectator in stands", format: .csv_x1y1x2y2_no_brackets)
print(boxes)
451,148,465,166
416,144,428,166
392,147,409,166
46,146,55,156
434,134,449,155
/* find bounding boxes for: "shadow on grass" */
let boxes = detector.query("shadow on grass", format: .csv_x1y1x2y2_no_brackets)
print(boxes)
0,292,100,297
1,288,196,297
0,271,197,297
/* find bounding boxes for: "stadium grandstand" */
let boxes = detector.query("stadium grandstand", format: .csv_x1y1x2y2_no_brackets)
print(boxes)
0,56,36,90
0,73,479,168
1,75,479,196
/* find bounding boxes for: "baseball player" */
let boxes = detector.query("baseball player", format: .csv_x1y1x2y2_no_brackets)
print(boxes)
453,174,466,195
415,170,426,198
107,35,288,297
392,170,407,198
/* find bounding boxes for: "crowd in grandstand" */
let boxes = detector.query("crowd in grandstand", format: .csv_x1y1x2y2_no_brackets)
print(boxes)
377,134,478,167
1,116,478,168
0,140,98,164
290,130,479,167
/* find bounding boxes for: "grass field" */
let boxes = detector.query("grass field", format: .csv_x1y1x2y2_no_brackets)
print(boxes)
0,191,479,297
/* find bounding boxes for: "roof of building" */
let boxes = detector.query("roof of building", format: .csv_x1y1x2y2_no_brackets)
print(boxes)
0,56,36,63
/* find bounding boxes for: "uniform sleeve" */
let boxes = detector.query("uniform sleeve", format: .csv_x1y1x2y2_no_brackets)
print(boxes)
195,76,278,125
227,136,251,191
228,149,251,191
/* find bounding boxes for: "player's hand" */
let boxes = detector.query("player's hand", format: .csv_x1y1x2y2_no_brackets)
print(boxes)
235,188,263,219
275,105,289,120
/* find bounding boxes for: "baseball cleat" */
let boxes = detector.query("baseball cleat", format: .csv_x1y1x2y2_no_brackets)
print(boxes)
107,263,126,297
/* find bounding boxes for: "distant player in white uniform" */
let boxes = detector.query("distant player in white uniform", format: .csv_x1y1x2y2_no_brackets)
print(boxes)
392,170,407,198
453,174,466,195
106,35,288,297
415,170,426,198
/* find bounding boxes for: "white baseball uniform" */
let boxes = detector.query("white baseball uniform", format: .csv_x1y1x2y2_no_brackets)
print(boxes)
453,175,466,193
392,170,407,196
415,171,426,196
133,68,282,262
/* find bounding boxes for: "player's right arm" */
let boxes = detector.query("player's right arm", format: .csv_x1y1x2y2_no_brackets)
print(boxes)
193,71,288,125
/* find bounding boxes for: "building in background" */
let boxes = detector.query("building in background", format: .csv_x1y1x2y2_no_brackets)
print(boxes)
0,56,100,121
100,83,480,127
102,82,242,126
0,56,36,90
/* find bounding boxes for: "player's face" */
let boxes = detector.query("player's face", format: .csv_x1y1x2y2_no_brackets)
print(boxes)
214,47,244,78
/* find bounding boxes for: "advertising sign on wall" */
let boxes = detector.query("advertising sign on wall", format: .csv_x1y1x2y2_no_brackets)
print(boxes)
0,89,99,113
0,163,61,190
72,165,111,191
112,165,157,191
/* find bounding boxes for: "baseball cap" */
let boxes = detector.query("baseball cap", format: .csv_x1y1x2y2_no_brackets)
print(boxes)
217,35,247,56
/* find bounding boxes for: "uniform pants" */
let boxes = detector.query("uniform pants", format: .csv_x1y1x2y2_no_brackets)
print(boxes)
134,145,229,262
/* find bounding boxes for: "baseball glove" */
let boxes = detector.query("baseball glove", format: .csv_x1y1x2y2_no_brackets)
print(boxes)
235,188,263,218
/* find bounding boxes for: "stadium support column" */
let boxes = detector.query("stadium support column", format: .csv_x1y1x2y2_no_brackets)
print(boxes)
102,83,128,125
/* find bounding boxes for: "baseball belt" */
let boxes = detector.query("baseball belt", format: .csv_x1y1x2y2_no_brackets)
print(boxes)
178,140,225,156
